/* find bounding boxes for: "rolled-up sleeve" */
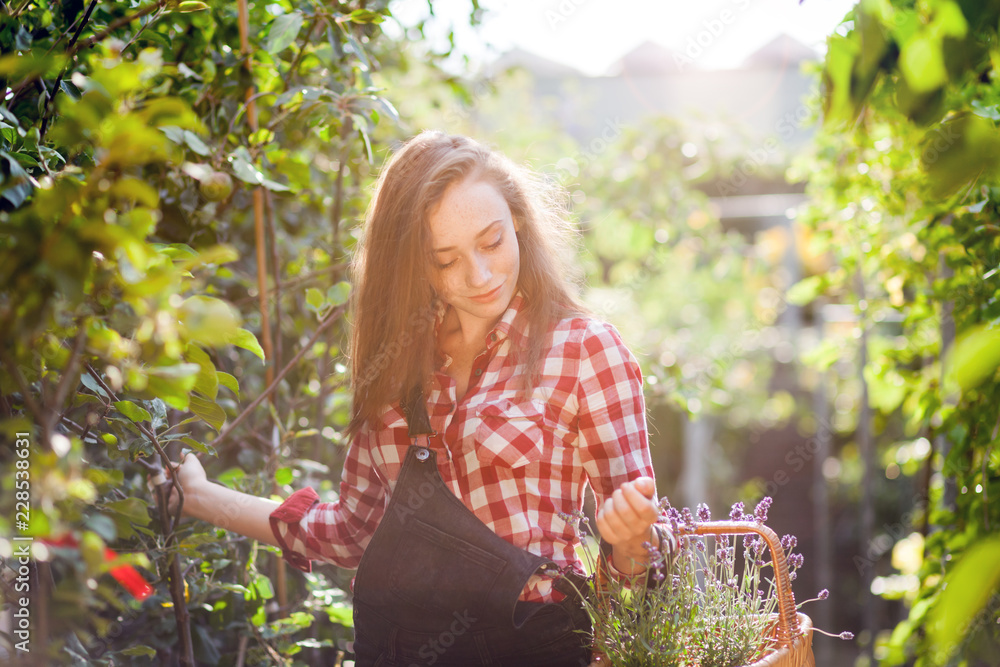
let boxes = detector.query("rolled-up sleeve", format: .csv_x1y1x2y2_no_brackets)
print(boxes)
575,319,653,500
269,424,386,572
575,320,676,576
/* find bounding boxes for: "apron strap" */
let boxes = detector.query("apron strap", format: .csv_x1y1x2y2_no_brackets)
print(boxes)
401,385,435,439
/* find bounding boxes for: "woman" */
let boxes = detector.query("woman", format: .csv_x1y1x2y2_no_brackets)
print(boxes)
167,131,674,666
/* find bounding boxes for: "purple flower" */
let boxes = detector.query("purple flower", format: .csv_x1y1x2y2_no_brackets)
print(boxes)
681,507,695,528
696,503,711,522
818,589,829,600
754,496,772,523
840,632,854,640
788,553,804,569
781,534,797,551
729,501,744,521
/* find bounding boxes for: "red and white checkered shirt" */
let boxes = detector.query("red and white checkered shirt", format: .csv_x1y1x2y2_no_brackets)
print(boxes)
269,292,656,602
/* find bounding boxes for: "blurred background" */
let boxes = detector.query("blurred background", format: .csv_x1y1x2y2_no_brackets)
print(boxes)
2,1,998,665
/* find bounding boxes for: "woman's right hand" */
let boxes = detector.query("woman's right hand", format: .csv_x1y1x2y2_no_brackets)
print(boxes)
161,451,207,517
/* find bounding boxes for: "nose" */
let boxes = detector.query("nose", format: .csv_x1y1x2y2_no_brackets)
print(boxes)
466,253,492,289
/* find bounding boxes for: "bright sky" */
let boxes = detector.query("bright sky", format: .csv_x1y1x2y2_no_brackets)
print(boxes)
389,0,859,75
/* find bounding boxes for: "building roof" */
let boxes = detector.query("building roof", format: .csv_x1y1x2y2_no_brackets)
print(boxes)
608,40,691,76
489,47,583,78
741,34,819,68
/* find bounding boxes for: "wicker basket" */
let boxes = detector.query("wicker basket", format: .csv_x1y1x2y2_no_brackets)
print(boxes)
589,520,815,667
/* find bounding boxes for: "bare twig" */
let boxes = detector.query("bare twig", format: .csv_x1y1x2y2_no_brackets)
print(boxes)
154,481,196,667
231,263,349,307
0,347,45,429
48,326,88,437
74,1,168,53
84,362,195,666
212,303,347,448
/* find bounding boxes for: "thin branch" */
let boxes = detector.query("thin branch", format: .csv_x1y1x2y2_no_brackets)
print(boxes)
35,0,100,140
280,16,320,92
74,1,168,53
85,362,195,666
212,303,347,448
49,326,88,434
154,481,196,667
231,263,349,307
264,190,283,372
0,347,46,429
84,364,187,528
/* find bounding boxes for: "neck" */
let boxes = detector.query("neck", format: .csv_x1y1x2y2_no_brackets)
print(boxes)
455,310,497,347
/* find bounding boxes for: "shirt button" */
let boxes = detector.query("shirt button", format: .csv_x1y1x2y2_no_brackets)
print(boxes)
490,332,498,342
474,368,483,377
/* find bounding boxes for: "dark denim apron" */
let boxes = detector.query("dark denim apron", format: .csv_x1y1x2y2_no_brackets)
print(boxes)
350,391,593,667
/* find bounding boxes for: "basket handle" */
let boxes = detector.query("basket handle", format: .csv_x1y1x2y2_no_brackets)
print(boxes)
678,521,801,648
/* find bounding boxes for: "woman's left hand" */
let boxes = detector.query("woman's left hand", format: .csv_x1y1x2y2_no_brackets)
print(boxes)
595,477,659,560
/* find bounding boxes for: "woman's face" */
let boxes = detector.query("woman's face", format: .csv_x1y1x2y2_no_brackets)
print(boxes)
427,177,520,330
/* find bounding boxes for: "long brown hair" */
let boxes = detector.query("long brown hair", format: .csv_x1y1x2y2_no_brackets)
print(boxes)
347,131,586,436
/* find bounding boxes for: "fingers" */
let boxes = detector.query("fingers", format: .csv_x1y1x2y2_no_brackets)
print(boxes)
596,478,659,545
632,476,656,499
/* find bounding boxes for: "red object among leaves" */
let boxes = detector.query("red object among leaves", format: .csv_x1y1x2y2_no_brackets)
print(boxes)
42,534,153,601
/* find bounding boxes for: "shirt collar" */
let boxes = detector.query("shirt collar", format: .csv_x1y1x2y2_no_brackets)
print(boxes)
433,289,530,367
490,289,529,350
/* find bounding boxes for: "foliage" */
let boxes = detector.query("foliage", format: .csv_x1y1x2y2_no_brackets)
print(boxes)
0,0,475,663
796,0,1000,663
564,498,826,667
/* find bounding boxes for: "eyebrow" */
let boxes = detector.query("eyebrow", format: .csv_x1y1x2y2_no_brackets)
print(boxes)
433,220,503,254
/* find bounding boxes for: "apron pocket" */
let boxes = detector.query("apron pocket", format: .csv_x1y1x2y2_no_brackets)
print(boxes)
389,517,505,615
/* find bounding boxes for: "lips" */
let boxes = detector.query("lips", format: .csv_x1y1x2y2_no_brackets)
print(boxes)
469,284,503,303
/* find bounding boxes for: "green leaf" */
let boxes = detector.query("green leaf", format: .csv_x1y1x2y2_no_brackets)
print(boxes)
217,371,239,396
326,280,352,307
176,1,210,12
181,436,217,457
345,9,386,24
274,467,293,485
104,498,151,526
254,574,275,600
114,400,151,423
927,537,1000,661
267,12,304,55
306,287,325,313
183,130,211,156
81,373,111,400
120,646,156,658
899,34,948,94
943,323,1000,392
146,364,200,411
217,467,245,488
251,604,267,626
822,33,861,125
186,344,218,400
326,601,354,628
179,296,241,346
189,394,226,431
228,328,265,361
787,276,826,306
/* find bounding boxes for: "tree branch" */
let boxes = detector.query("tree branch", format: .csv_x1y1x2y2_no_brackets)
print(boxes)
0,347,45,429
212,302,347,448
